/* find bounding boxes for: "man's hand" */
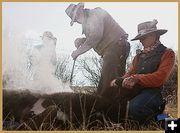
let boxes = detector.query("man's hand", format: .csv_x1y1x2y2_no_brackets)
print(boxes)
110,79,118,87
74,38,86,49
74,39,81,48
122,76,138,89
71,50,79,60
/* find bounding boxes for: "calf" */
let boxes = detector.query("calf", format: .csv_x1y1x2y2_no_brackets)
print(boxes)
3,84,142,130
3,89,111,130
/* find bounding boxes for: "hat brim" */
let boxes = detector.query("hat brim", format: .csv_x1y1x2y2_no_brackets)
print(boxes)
131,29,167,41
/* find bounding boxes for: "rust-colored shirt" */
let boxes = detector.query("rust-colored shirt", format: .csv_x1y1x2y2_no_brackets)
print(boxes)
122,48,175,88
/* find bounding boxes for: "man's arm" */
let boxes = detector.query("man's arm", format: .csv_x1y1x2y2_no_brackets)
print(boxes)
71,17,104,59
110,55,137,87
74,38,86,48
111,49,175,88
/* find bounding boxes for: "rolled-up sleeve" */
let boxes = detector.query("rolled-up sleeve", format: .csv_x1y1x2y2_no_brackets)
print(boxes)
133,49,175,87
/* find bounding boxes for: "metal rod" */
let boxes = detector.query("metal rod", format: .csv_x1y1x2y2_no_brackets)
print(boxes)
70,59,76,85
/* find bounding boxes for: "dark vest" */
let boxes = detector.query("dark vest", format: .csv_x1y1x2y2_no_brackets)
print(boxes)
135,44,166,90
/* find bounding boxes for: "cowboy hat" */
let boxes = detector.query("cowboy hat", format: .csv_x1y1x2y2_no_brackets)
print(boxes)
131,19,167,41
65,3,84,26
40,31,56,40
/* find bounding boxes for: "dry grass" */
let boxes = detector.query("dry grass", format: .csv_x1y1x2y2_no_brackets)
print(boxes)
3,117,165,131
3,87,177,131
164,90,178,118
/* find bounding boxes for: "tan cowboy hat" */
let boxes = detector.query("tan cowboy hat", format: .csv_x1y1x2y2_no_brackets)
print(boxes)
65,3,84,26
40,31,56,40
131,19,167,41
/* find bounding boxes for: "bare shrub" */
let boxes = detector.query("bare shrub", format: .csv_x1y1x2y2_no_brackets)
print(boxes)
77,55,102,87
55,56,73,82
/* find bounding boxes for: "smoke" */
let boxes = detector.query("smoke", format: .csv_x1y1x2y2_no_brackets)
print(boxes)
2,30,73,94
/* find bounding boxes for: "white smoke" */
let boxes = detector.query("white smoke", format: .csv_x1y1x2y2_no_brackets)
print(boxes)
2,30,73,94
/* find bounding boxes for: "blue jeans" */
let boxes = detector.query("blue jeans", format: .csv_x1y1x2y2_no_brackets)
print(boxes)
128,89,164,123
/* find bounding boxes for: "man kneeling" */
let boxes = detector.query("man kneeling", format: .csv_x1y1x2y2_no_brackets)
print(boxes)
110,19,175,124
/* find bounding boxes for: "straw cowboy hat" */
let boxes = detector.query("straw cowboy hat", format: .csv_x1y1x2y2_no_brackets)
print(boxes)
65,3,84,26
40,31,56,40
131,19,167,41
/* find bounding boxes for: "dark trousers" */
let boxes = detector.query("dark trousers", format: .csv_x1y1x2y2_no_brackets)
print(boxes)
97,40,130,95
128,89,164,123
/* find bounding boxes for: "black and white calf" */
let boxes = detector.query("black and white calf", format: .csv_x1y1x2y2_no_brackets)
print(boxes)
3,80,143,130
3,90,112,130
